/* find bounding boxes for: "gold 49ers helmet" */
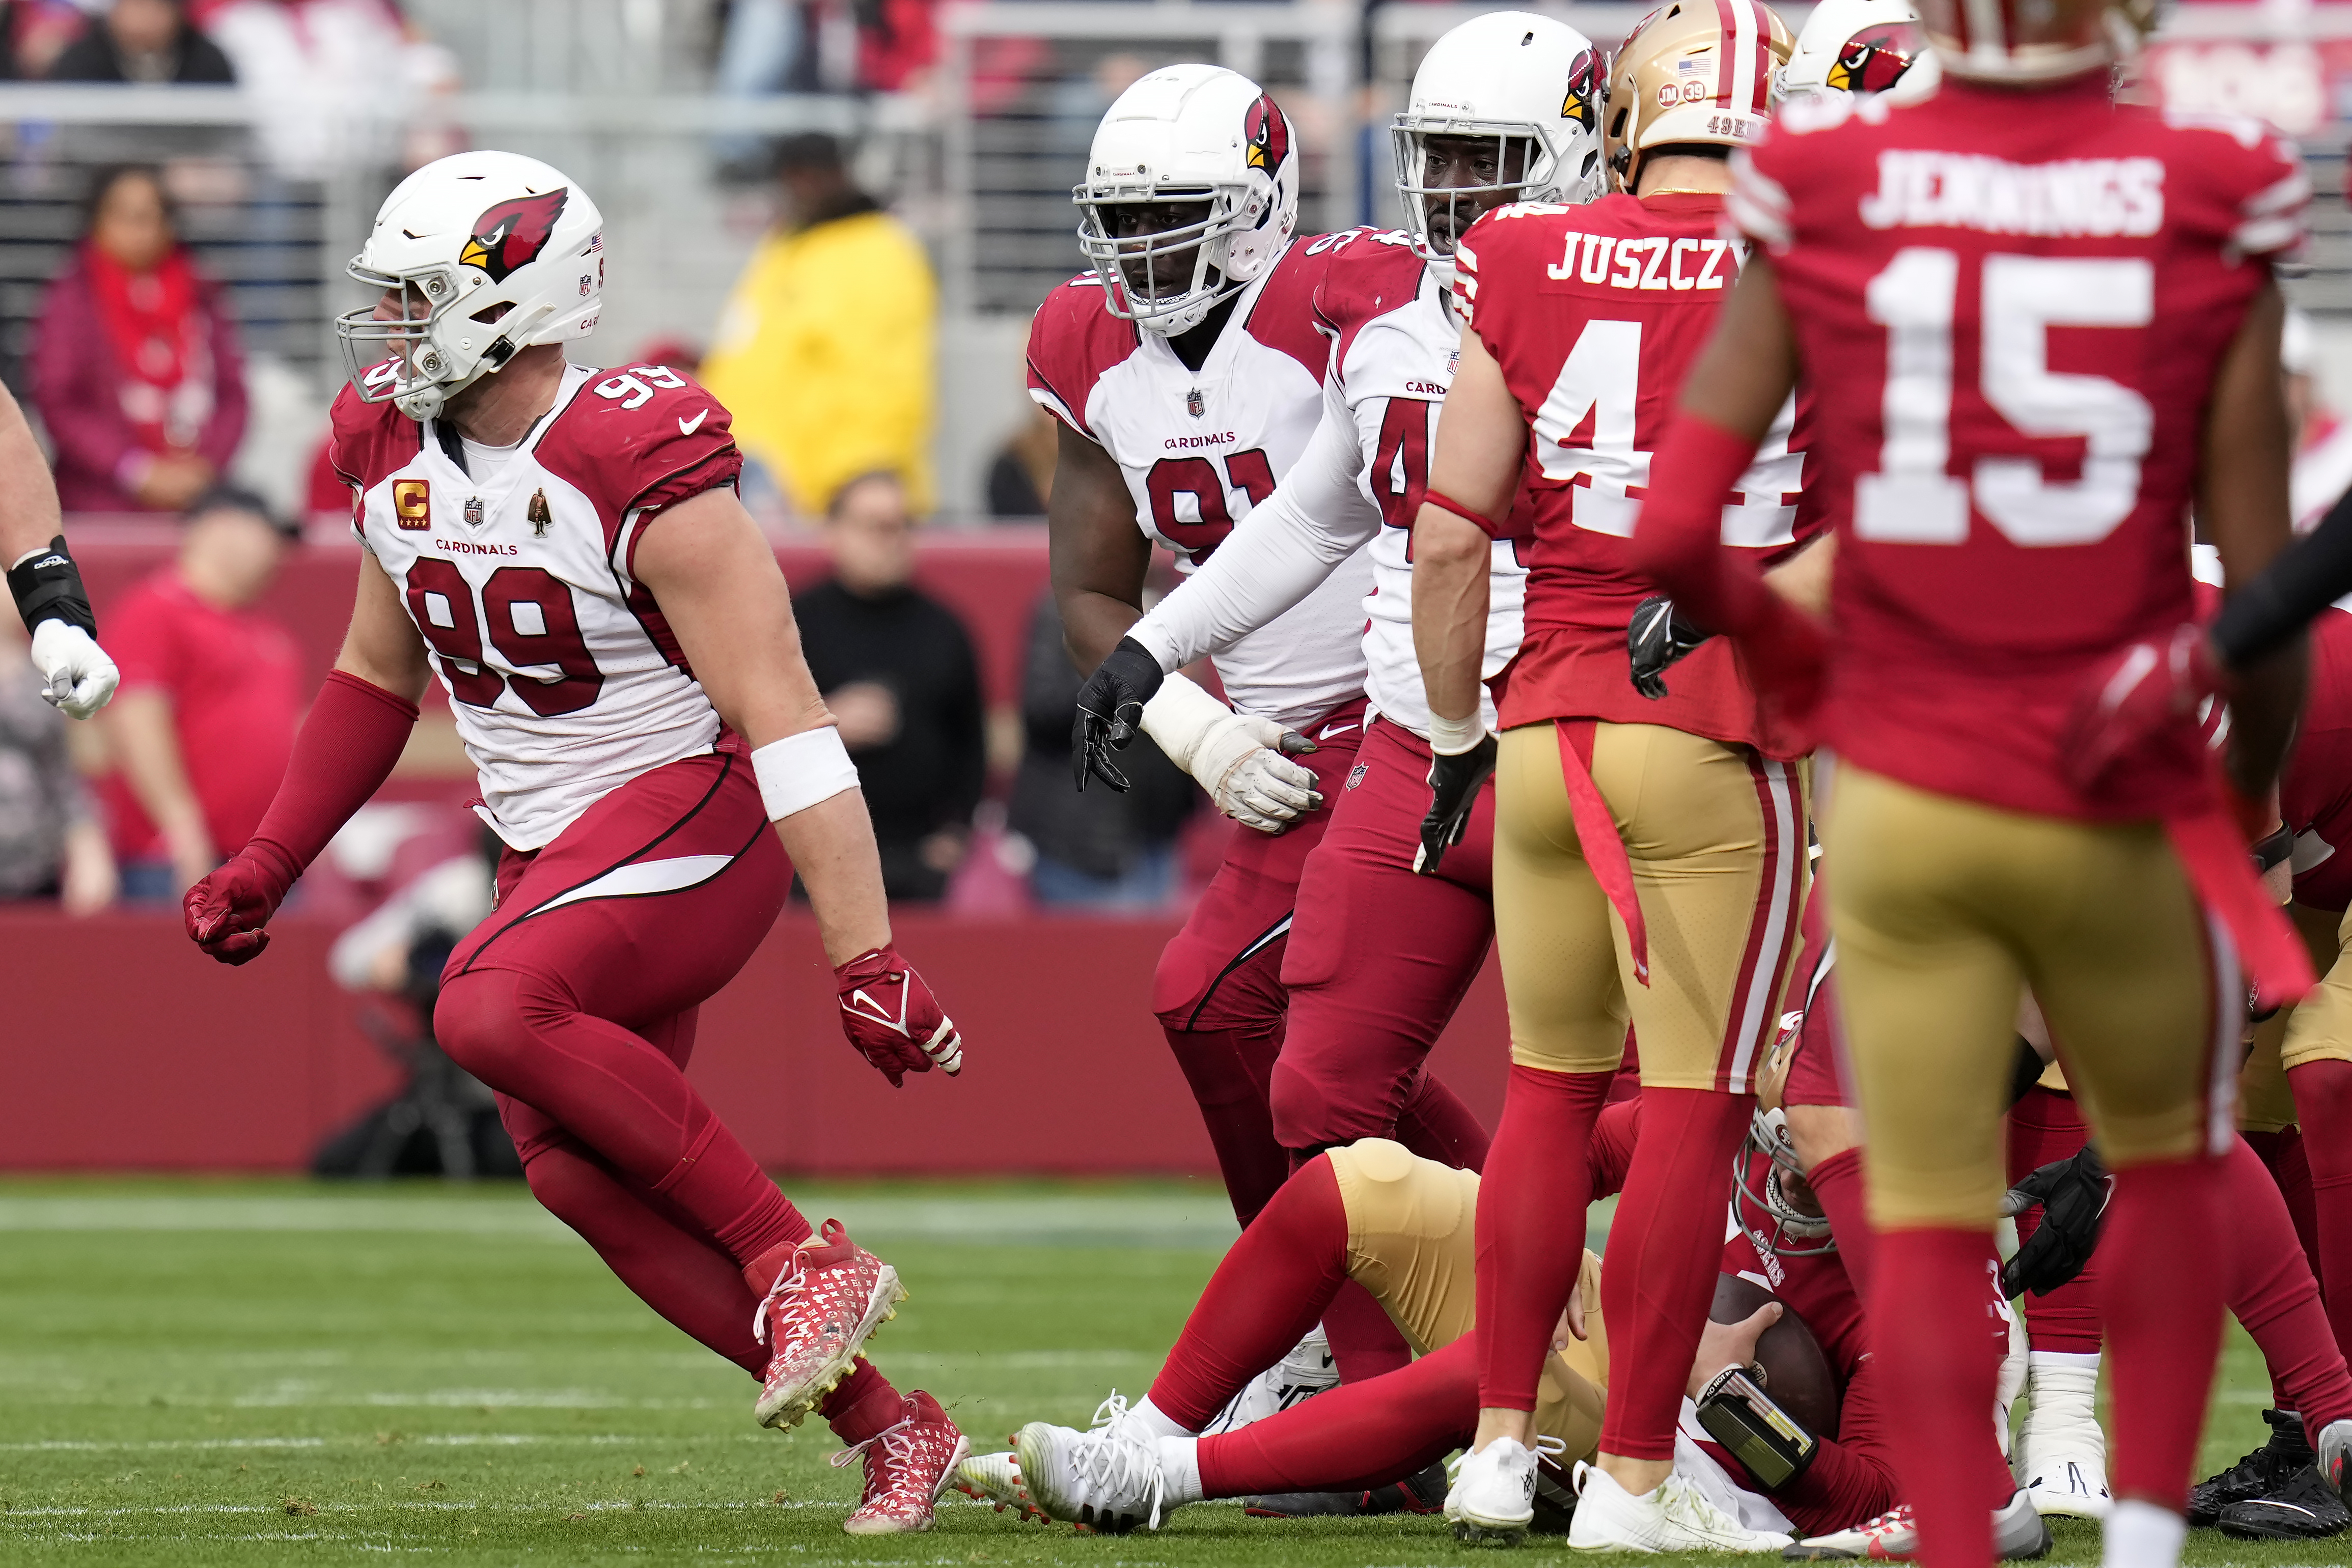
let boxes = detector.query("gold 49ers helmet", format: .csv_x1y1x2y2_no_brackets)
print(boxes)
1603,0,1794,193
1916,0,2154,82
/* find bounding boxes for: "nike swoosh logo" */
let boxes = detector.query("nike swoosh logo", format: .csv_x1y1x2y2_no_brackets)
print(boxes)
1319,721,1359,739
677,409,709,435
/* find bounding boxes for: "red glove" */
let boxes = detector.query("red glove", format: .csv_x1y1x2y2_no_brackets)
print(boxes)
184,842,299,966
835,946,964,1087
2062,623,2219,795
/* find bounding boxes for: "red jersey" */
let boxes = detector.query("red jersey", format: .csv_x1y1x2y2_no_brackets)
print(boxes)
1729,79,2308,820
2282,607,2352,910
1454,193,1813,752
101,571,302,861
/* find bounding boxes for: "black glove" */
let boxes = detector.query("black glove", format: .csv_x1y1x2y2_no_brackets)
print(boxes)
1999,1143,2111,1298
1628,596,1715,699
1072,637,1165,794
1416,734,1497,876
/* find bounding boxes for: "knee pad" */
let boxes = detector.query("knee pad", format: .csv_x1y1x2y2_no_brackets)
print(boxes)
1270,1052,1391,1153
432,968,536,1084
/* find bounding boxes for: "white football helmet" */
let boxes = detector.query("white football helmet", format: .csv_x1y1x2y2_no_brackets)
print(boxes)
335,151,605,421
1780,0,1940,103
1074,64,1302,337
1392,12,1604,289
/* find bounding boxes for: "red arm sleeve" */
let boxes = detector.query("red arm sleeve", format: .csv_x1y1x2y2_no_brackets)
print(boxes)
242,671,420,892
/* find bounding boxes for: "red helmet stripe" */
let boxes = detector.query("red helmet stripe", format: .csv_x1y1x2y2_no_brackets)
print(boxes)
1713,0,1768,112
1712,0,1741,105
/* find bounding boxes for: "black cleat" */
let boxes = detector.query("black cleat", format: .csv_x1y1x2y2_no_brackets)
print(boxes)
2191,1409,2312,1526
1244,1462,1446,1519
2217,1466,2351,1540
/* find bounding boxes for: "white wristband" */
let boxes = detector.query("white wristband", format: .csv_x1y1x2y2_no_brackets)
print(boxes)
751,725,860,821
1137,671,1229,772
1426,709,1488,757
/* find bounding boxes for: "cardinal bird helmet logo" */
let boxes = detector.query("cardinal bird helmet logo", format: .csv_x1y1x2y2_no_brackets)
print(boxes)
1561,48,1599,131
1243,94,1290,176
459,189,569,284
1827,23,1922,94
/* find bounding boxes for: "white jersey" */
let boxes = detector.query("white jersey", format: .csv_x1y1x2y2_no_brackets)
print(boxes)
1027,239,1371,732
1119,229,1525,738
329,360,746,850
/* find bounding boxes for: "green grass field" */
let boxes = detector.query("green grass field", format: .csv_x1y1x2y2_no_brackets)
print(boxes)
0,1177,2329,1566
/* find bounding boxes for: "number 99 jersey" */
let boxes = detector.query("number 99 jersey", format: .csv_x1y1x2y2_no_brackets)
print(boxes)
1728,80,2309,819
1027,236,1374,732
329,361,746,850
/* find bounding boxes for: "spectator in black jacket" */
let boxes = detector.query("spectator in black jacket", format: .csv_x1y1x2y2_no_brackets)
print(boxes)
1006,592,1195,906
49,0,234,82
792,471,985,902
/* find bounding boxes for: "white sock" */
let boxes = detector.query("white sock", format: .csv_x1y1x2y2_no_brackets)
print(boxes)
2025,1353,2102,1433
2101,1499,2184,1568
1130,1396,1193,1440
1158,1436,1204,1506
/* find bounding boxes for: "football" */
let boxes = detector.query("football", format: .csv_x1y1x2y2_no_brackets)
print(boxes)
1711,1272,1841,1440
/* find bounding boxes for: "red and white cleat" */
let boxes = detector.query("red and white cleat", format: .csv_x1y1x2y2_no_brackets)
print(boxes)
751,1219,907,1430
836,1390,970,1535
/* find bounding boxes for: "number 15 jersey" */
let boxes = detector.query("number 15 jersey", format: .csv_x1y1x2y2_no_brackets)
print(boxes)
1729,78,2308,820
329,361,745,850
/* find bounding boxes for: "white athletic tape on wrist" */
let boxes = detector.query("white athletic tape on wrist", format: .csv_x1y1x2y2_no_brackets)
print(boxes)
1426,709,1487,756
1137,671,1229,773
752,725,860,821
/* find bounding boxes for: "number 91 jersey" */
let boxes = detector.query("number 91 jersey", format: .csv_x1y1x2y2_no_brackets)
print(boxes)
329,361,746,850
1027,237,1373,732
1729,79,2309,819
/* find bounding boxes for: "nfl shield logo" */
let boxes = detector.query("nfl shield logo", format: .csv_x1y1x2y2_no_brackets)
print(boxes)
1346,763,1369,791
1186,387,1205,419
463,495,484,528
1445,348,1460,380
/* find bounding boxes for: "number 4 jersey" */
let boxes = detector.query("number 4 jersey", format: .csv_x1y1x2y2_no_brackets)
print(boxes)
1729,78,2308,819
329,361,745,849
1456,193,1813,752
1027,238,1373,731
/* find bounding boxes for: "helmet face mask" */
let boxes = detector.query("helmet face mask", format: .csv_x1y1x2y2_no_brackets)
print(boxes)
1077,190,1242,333
1391,12,1606,287
334,151,605,422
1395,129,1538,260
1733,1107,1839,1258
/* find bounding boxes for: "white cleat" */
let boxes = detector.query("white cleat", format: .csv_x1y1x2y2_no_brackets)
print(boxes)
1450,1438,1539,1546
1568,1464,1794,1554
1784,1489,2053,1560
1010,1393,1177,1534
2319,1418,2352,1507
2013,1353,2110,1519
1200,1324,1339,1436
951,1451,1044,1523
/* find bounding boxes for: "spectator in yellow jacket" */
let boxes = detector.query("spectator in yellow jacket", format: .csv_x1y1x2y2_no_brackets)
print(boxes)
701,134,936,516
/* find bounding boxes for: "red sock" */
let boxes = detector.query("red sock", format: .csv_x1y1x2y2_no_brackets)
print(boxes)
821,1359,904,1445
1596,1087,1754,1461
1475,1065,1612,1410
2246,1127,2322,1291
1163,1024,1290,1228
2005,1087,2102,1354
1323,1278,1413,1383
438,971,809,1270
1875,1228,2002,1568
2294,1058,2352,1358
1147,1156,1352,1430
1394,1070,1492,1173
1806,1147,1876,1305
1198,1334,1477,1498
2099,1156,2227,1510
509,1125,776,1376
2226,1136,2352,1434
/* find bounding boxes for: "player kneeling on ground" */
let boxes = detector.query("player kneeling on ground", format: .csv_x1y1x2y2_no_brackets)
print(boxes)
182,151,967,1536
955,1123,1912,1546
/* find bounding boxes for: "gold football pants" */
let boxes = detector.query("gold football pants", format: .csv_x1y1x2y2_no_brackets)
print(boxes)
1327,1138,1607,1459
1492,721,1808,1091
1824,765,2235,1228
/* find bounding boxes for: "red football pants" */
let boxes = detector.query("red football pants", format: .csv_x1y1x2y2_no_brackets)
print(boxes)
433,751,801,1376
1273,715,1498,1158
